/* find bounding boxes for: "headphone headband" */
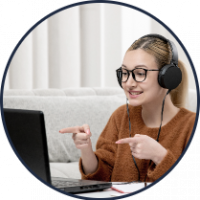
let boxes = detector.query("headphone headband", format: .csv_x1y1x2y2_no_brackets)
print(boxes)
140,34,178,66
116,34,182,90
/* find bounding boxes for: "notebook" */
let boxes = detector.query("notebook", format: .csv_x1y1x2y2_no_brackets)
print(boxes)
3,108,112,194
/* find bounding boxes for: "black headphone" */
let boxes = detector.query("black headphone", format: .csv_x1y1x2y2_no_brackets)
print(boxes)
116,34,182,90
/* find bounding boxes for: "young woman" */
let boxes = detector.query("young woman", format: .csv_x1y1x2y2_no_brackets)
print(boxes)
59,35,196,182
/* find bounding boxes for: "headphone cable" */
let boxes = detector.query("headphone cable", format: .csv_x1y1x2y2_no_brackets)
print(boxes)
144,89,171,183
116,89,171,186
126,98,141,182
114,101,141,185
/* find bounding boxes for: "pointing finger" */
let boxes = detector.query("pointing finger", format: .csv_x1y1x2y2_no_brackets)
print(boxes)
115,138,132,144
59,124,91,135
115,137,138,144
59,126,82,134
116,136,140,144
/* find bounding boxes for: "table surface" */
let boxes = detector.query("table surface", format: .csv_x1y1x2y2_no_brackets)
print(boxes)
75,182,152,198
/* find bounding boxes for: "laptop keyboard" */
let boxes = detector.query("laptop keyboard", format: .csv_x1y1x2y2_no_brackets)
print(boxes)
51,178,112,193
52,180,88,188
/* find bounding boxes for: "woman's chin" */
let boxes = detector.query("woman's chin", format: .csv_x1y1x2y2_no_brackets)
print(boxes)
128,99,142,107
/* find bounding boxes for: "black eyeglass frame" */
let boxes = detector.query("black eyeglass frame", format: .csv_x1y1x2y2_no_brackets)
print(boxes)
116,67,160,83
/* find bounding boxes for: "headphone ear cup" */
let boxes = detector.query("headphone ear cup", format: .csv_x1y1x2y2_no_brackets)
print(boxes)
116,70,123,88
158,65,182,90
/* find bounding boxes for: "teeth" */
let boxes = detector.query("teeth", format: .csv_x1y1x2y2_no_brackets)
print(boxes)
130,92,142,95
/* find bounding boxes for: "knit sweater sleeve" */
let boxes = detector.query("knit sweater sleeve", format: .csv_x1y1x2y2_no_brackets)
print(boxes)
147,111,196,181
79,110,119,181
147,149,176,181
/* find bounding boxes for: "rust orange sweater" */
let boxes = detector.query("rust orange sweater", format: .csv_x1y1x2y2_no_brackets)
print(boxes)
79,105,196,182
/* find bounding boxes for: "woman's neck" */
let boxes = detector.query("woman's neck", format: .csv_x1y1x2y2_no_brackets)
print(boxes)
141,95,180,128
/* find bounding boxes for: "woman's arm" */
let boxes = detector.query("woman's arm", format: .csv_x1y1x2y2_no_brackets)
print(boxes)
80,139,98,175
116,134,176,181
59,124,98,175
116,134,167,163
79,112,119,181
147,149,177,181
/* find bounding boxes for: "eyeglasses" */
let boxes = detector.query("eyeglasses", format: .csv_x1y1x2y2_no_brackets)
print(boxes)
116,67,160,83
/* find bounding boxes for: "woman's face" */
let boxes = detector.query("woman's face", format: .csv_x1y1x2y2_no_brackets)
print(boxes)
122,49,165,107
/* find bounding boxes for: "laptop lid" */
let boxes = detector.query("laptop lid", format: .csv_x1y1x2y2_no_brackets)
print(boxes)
3,108,112,194
3,108,51,184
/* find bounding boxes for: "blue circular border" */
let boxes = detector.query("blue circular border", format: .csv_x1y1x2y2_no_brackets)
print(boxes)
0,0,199,199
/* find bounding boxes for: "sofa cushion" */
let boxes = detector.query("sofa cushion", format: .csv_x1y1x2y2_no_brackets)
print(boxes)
4,87,124,97
3,87,197,164
3,94,125,162
50,162,81,179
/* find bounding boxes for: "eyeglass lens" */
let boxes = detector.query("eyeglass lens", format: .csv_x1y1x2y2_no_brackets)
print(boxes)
121,68,146,82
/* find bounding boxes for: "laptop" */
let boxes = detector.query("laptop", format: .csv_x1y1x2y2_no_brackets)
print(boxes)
3,108,112,194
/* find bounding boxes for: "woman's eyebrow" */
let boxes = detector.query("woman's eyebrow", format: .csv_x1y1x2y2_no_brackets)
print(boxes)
121,64,147,69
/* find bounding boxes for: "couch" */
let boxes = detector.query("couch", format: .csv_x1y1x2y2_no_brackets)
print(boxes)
3,87,197,179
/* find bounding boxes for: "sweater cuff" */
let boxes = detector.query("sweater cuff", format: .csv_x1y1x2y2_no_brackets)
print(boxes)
147,149,176,181
79,153,111,181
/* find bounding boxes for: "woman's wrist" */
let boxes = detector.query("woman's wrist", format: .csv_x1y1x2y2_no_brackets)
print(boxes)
81,139,93,155
152,145,167,165
81,139,98,175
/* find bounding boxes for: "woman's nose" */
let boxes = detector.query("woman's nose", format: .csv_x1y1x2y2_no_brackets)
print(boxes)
126,73,137,87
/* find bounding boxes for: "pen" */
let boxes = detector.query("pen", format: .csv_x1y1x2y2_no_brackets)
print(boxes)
111,186,128,194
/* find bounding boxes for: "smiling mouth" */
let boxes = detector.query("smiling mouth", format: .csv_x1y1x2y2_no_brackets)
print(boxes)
129,91,143,95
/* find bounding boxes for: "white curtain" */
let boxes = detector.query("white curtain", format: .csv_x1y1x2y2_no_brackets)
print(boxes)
4,3,195,90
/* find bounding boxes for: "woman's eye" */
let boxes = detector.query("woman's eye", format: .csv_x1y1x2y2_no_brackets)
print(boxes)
136,73,145,76
122,73,128,75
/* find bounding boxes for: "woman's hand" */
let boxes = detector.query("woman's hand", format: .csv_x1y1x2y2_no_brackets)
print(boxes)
116,134,167,165
59,124,98,175
59,124,92,150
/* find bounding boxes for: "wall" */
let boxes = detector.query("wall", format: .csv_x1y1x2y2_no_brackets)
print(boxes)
4,3,196,91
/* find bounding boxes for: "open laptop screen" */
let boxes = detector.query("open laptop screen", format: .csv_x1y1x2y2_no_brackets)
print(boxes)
3,108,112,194
3,108,51,184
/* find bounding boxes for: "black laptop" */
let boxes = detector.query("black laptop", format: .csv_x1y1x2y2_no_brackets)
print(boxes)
3,108,112,194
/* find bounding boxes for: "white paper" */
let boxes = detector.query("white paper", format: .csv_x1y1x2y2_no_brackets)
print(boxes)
110,193,125,197
112,183,147,193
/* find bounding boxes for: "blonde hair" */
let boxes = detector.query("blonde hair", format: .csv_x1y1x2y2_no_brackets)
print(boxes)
127,36,188,108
